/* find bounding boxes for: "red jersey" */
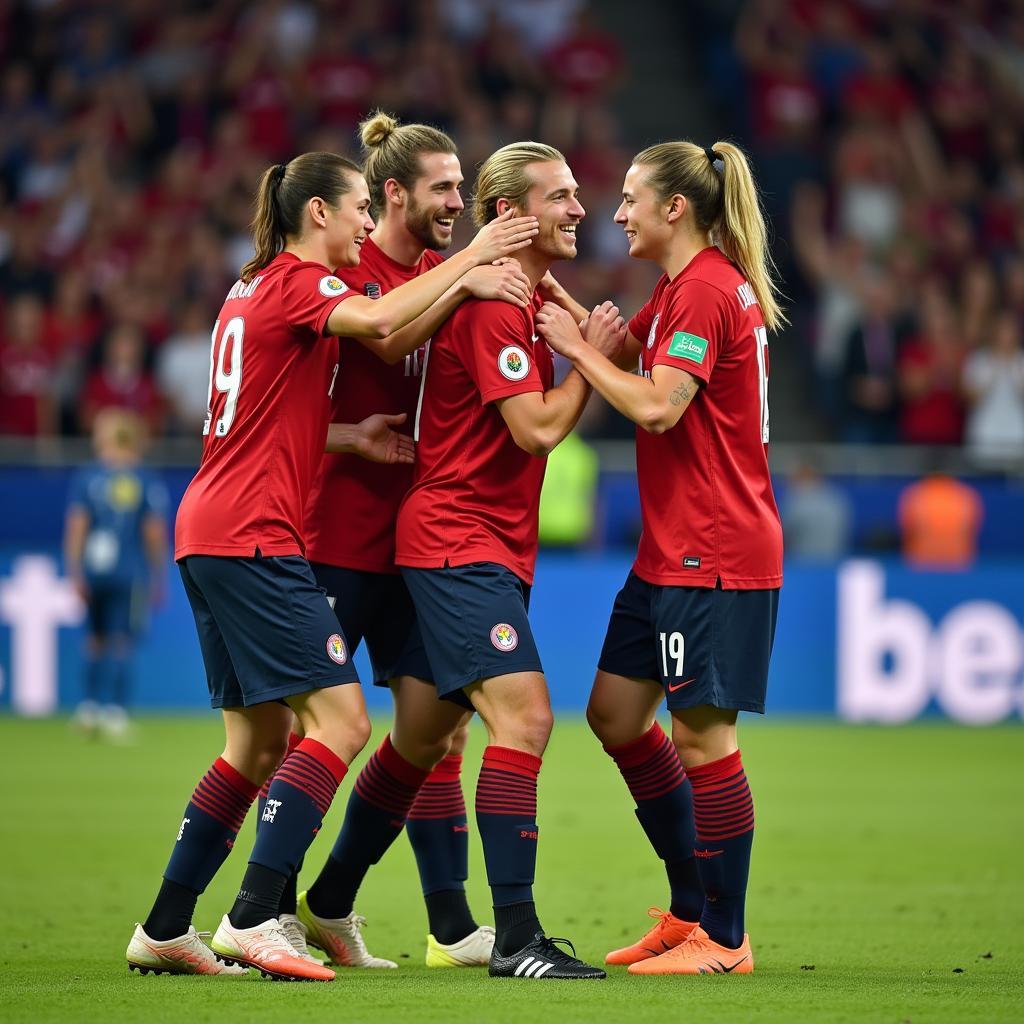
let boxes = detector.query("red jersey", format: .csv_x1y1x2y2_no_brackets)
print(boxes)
175,253,356,560
304,238,443,573
627,247,782,589
395,296,552,585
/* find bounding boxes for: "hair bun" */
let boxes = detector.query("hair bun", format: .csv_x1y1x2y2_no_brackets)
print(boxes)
360,111,399,149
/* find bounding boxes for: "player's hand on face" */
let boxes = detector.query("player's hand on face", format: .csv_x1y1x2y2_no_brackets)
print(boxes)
581,300,626,359
354,413,416,465
468,209,539,263
535,301,585,358
462,260,533,308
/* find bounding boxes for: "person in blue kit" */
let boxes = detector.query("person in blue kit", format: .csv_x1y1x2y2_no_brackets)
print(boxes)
64,407,169,738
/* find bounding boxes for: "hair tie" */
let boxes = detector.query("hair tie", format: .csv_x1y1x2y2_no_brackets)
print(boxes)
704,147,724,174
272,163,287,187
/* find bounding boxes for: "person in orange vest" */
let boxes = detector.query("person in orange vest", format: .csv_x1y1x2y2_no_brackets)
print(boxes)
898,472,984,569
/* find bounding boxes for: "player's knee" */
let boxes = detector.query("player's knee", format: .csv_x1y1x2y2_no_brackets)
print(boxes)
508,704,553,755
447,723,470,757
585,698,615,744
238,735,290,783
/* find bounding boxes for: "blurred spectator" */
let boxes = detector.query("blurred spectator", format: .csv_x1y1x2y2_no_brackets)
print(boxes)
898,285,966,445
963,310,1024,468
898,472,983,569
0,295,56,436
79,324,163,435
839,276,903,444
781,463,853,559
157,301,213,436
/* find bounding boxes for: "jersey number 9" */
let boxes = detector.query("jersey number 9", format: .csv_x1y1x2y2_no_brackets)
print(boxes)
204,317,244,438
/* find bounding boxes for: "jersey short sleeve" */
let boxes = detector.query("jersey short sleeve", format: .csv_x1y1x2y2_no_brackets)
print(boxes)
652,279,731,385
461,302,544,405
279,261,357,339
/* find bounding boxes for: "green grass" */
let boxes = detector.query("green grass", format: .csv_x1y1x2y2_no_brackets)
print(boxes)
2,717,1022,1023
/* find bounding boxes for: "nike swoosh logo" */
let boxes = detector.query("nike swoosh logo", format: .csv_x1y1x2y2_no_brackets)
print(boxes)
667,677,696,693
713,954,750,973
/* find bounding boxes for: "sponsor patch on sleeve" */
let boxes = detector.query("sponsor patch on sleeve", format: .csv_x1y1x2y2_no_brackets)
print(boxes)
319,275,348,298
498,345,530,381
667,331,709,363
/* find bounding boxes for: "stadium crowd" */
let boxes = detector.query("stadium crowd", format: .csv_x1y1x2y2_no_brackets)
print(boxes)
2,0,1023,464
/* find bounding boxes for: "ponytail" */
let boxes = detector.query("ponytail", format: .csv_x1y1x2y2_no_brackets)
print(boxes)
633,139,786,331
241,163,287,283
710,141,786,331
240,152,363,283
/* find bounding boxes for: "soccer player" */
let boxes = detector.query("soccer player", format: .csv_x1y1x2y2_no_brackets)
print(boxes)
395,142,624,981
65,408,168,739
125,151,537,981
535,140,784,975
296,113,531,970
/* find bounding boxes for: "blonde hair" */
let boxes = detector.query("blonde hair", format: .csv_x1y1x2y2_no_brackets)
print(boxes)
359,110,457,216
241,152,362,283
93,406,145,451
472,141,565,226
633,140,786,331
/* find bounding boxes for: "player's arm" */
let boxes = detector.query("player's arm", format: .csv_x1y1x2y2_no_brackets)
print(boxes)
540,272,641,370
536,303,698,434
63,506,89,599
327,212,538,341
496,369,593,457
325,413,415,464
358,260,533,365
142,512,168,605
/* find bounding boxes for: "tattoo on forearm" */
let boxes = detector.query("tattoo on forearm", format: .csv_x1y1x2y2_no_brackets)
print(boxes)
669,380,695,407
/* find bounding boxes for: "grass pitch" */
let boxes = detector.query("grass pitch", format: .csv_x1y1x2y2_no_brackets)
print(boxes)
2,716,1022,1023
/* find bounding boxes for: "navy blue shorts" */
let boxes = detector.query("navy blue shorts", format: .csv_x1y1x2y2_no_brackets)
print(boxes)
598,571,779,714
401,563,543,708
84,579,144,639
179,554,359,709
310,563,432,687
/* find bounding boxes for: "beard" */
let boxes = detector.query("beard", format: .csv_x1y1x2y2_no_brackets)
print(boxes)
405,196,454,252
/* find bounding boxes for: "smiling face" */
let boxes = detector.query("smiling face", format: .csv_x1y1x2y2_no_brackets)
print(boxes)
403,151,465,251
327,170,375,268
516,160,585,262
615,163,675,261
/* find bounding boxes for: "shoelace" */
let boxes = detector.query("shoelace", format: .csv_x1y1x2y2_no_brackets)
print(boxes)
646,907,673,932
244,923,294,961
537,936,580,964
280,920,310,954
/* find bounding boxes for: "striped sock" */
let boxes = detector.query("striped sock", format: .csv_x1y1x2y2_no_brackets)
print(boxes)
688,749,754,949
407,754,477,943
146,757,259,939
605,722,703,921
248,738,348,877
476,746,543,955
256,732,303,914
306,735,428,919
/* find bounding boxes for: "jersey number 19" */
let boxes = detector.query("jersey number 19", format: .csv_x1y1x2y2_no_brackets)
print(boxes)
204,317,244,438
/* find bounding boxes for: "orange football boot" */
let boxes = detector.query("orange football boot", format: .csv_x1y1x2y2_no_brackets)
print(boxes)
627,925,753,975
605,907,699,966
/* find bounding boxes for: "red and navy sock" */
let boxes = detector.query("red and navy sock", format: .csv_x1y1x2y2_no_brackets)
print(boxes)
230,738,347,929
688,749,754,949
144,757,259,940
305,734,428,919
476,745,543,955
407,753,478,944
605,722,704,921
256,732,303,914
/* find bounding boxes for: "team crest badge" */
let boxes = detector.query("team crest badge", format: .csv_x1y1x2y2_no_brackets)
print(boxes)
365,282,382,299
326,633,348,664
647,313,660,349
490,622,519,652
318,275,348,297
498,345,530,381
